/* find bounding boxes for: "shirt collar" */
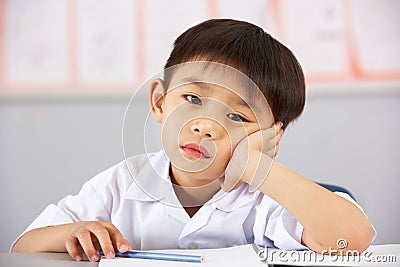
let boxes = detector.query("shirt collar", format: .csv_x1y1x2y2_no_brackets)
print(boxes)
124,149,260,211
212,183,260,212
124,150,180,205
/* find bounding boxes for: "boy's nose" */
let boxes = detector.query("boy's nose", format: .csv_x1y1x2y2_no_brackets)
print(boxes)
190,118,222,139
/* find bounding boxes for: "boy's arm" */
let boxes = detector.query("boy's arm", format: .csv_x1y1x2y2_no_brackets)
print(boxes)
12,224,72,253
222,124,374,253
245,154,374,253
12,222,131,262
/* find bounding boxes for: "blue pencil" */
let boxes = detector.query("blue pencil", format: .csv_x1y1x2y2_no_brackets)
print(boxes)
99,249,204,263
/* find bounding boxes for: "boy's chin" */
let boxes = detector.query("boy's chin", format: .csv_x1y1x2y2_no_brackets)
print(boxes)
175,171,224,187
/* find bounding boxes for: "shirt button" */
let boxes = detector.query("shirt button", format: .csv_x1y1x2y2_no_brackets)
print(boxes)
187,242,199,249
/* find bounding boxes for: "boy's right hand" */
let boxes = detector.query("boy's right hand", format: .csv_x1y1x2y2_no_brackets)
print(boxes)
221,122,283,192
65,221,131,262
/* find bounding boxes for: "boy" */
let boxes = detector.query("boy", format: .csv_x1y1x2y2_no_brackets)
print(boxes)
12,19,374,262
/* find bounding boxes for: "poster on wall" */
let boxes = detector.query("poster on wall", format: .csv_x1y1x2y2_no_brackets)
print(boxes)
0,0,399,95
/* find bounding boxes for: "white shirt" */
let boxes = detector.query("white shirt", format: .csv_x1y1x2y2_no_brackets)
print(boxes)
14,150,367,251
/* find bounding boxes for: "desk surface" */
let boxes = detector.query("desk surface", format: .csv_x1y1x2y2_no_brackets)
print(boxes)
1,244,400,267
0,252,98,267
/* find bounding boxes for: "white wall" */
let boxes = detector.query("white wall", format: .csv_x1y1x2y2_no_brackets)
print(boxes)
1,92,399,252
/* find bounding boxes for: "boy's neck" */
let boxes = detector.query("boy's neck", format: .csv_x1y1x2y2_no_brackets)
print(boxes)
169,165,221,210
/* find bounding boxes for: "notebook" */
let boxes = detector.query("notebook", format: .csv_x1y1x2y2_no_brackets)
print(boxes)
99,243,400,267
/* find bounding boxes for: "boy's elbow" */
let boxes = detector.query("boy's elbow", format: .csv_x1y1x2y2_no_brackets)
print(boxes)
11,238,26,253
344,220,374,253
11,234,34,253
11,241,20,253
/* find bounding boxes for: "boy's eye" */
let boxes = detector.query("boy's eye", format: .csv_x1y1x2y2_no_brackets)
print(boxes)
227,113,249,122
184,95,202,105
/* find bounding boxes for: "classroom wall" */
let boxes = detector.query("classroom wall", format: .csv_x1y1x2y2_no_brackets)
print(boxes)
1,92,399,252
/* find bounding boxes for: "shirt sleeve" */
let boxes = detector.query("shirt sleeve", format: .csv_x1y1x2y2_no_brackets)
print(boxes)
253,194,307,250
253,191,376,251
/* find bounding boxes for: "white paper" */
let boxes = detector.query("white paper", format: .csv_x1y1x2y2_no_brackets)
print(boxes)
99,244,263,267
99,244,400,267
350,0,400,73
76,0,137,84
279,0,350,77
5,0,68,83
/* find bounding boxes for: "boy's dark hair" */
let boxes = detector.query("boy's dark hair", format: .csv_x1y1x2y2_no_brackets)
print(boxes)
164,19,305,130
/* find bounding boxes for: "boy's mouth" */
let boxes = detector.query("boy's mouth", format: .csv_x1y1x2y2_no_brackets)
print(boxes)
181,143,211,159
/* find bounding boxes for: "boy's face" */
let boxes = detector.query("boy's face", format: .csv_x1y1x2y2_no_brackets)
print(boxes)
150,62,274,187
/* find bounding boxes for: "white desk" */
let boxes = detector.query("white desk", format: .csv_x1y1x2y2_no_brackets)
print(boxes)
1,244,399,267
0,252,97,267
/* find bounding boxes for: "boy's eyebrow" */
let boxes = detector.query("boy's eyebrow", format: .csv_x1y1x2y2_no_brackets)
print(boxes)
181,77,261,113
181,78,211,91
237,99,259,113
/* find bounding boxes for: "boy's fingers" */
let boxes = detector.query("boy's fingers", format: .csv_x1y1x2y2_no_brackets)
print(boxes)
258,126,282,156
74,230,99,262
65,237,83,261
276,121,284,129
275,129,283,143
230,180,243,191
274,144,280,157
117,240,131,252
219,176,241,192
91,226,115,259
260,122,282,139
106,223,131,252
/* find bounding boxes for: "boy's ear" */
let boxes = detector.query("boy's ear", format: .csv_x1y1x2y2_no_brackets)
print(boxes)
149,78,166,123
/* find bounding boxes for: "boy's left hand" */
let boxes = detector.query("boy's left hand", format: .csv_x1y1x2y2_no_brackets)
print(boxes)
219,121,283,192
